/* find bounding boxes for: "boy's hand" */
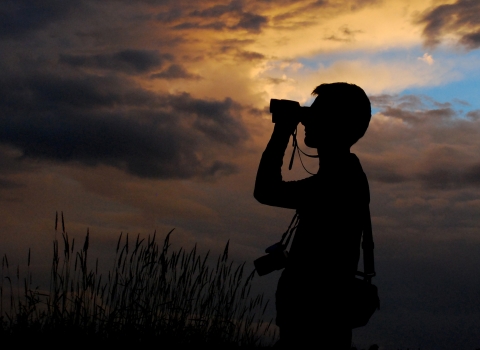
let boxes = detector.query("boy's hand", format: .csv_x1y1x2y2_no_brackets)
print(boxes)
273,114,300,135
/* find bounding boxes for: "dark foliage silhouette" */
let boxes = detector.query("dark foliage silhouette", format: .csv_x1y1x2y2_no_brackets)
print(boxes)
0,213,275,347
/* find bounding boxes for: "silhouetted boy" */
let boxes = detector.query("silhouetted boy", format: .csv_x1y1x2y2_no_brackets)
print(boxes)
254,83,371,349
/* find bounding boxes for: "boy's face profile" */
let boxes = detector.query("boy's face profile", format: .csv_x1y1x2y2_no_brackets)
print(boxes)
302,94,345,151
300,82,370,153
301,93,323,148
301,117,320,148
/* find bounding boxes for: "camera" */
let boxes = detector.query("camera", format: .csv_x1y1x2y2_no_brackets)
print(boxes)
254,242,289,276
269,99,312,124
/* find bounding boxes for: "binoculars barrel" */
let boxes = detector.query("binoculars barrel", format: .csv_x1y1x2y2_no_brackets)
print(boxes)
269,99,311,123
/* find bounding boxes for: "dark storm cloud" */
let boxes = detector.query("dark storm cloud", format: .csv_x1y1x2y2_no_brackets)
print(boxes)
233,12,267,32
271,0,379,26
381,106,456,125
202,160,237,179
466,110,480,120
236,50,265,61
190,0,243,17
214,37,264,59
361,157,410,184
0,178,22,190
165,93,246,146
370,94,457,122
150,64,202,80
156,0,268,32
60,50,173,75
173,21,227,31
0,0,82,38
0,71,248,179
155,8,184,22
415,148,480,190
264,77,288,85
463,163,480,185
171,0,268,33
0,146,31,178
418,0,480,49
370,94,424,110
363,95,480,190
173,16,267,33
417,167,463,190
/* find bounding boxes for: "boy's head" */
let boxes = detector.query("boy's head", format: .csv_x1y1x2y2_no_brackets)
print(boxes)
303,82,371,150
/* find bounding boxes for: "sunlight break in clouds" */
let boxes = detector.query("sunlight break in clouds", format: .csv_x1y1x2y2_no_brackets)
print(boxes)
256,56,458,99
249,0,427,58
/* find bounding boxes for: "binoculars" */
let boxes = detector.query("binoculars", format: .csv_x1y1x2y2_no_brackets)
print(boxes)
269,99,313,124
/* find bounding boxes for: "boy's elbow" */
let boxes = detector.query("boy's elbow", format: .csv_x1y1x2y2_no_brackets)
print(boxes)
253,187,267,204
254,186,274,205
253,188,262,203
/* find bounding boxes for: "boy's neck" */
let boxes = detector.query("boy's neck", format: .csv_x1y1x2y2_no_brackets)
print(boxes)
317,148,351,167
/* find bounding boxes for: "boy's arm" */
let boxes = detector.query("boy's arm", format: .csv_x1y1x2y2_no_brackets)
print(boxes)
254,123,304,209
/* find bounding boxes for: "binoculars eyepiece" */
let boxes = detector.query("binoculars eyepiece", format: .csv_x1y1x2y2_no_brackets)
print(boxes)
269,99,312,124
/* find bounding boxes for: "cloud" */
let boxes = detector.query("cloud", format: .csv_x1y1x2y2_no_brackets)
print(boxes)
0,70,249,180
359,94,480,190
0,144,24,170
155,8,184,22
0,0,82,38
418,53,434,65
417,0,480,50
233,12,268,33
257,57,459,100
0,178,22,190
270,0,379,23
190,1,243,18
60,50,173,74
324,25,363,42
236,50,265,61
164,0,269,33
466,110,480,120
150,64,202,80
173,13,267,33
173,21,227,31
214,40,265,61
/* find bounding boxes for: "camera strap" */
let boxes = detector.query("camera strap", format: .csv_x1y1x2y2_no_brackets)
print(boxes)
280,211,299,249
265,211,299,254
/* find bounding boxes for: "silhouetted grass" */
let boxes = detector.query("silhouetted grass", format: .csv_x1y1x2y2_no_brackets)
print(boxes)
0,214,276,347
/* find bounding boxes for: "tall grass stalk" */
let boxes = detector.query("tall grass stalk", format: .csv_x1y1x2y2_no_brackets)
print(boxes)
0,216,275,347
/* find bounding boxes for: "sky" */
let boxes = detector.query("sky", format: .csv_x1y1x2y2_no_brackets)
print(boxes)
1,0,480,348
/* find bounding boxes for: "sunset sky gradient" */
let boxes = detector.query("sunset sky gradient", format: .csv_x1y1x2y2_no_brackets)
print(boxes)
1,0,480,348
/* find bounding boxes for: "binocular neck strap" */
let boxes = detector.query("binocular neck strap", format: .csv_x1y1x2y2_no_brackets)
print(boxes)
289,128,319,174
288,129,299,170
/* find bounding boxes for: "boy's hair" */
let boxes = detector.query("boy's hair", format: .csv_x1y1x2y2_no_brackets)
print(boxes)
311,82,371,147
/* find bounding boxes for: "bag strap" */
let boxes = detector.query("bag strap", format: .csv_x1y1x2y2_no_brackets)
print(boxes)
280,211,299,248
264,211,299,254
361,205,376,281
